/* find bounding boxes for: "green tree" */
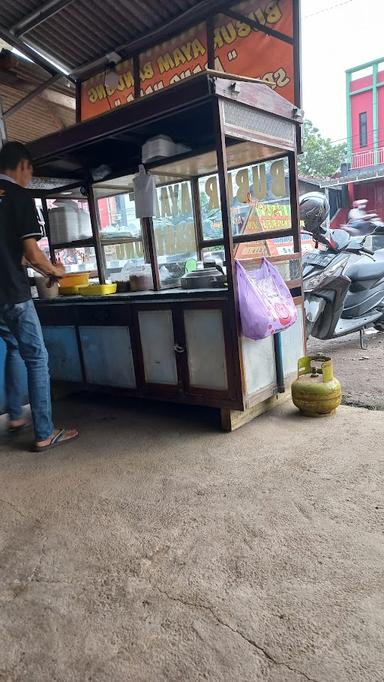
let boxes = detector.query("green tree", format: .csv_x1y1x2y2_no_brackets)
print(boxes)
298,120,346,180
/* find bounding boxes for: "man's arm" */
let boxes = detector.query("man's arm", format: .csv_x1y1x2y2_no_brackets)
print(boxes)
23,238,64,278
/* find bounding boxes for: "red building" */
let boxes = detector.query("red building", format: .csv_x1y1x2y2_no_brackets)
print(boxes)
347,58,384,168
328,57,384,224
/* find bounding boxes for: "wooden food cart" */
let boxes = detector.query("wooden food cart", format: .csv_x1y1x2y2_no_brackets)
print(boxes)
26,72,304,430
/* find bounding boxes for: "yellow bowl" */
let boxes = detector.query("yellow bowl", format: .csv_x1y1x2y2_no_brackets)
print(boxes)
60,272,90,288
80,283,117,296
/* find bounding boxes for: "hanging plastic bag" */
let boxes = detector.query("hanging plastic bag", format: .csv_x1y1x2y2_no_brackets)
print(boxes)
133,165,157,218
236,258,297,340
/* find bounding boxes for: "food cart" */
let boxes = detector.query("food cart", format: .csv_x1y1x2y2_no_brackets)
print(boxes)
15,72,305,430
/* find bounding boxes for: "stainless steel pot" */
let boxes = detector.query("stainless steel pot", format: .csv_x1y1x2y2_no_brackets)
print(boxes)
180,267,227,289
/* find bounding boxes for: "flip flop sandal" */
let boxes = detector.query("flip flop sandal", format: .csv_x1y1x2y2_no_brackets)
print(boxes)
32,428,79,453
8,422,32,435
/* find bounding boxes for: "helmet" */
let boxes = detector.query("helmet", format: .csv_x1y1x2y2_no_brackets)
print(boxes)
299,192,330,235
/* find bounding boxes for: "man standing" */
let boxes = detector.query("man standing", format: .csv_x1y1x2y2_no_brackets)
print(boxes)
0,141,78,451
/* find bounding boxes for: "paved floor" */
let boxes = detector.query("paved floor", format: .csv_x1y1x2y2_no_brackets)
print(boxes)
1,395,384,682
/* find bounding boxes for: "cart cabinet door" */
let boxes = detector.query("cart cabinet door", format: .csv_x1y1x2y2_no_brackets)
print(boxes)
241,335,277,397
138,310,178,385
42,326,83,383
280,305,305,378
184,309,228,391
79,326,136,388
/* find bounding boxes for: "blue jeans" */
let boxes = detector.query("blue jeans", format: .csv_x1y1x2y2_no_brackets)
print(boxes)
0,300,53,441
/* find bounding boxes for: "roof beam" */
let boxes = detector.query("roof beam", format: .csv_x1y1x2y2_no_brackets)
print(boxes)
0,25,59,76
3,75,60,119
12,0,76,37
224,9,293,45
42,89,75,110
0,99,7,145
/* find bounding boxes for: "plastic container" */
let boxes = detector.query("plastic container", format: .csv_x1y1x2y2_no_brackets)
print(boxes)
59,285,87,296
35,276,59,299
113,281,130,293
49,201,92,244
77,208,93,239
142,135,190,163
80,283,117,296
130,274,152,291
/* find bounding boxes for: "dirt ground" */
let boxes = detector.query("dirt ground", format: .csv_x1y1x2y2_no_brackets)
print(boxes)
308,329,384,410
1,392,384,682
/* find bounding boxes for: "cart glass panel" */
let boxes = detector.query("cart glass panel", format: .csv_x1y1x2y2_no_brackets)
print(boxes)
199,157,291,241
54,246,98,274
96,190,145,280
153,181,198,287
103,241,145,279
97,191,141,240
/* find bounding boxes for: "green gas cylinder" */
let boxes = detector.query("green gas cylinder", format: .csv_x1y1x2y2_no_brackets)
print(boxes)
291,355,342,417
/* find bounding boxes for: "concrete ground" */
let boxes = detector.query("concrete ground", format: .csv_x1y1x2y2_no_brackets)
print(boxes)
1,393,384,682
309,330,384,410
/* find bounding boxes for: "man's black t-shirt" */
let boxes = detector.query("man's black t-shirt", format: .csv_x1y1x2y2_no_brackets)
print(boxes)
0,179,42,304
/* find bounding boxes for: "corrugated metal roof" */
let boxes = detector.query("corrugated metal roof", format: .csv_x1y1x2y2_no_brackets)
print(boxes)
0,48,76,141
1,0,209,73
1,82,74,142
0,0,39,29
0,0,231,141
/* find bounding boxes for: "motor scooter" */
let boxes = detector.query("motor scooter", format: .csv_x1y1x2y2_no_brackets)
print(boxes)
303,228,384,349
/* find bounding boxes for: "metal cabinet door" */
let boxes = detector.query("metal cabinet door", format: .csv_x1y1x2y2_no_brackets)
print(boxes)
241,334,277,398
183,308,228,391
42,326,83,383
138,310,178,385
280,305,305,378
79,325,136,388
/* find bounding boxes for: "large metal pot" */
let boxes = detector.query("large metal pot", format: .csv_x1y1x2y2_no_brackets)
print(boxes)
181,267,226,289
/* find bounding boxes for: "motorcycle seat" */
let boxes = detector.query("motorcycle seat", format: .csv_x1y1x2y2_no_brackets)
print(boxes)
346,255,384,281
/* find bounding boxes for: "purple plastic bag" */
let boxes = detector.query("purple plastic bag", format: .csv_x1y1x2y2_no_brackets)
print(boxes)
236,258,297,340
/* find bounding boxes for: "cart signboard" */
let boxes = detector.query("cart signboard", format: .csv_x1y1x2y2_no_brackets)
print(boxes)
80,0,296,121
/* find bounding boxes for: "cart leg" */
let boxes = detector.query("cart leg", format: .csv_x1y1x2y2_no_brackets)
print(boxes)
221,393,290,432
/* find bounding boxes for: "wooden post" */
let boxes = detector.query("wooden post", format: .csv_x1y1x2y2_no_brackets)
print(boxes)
212,98,243,402
41,197,56,263
133,55,141,99
87,185,106,284
206,17,215,70
0,97,7,147
288,151,301,255
191,177,204,259
142,217,161,290
75,80,82,123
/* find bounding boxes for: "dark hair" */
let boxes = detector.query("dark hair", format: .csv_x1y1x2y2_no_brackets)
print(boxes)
0,142,33,172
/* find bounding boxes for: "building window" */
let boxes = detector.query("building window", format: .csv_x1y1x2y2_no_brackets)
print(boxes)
359,112,368,147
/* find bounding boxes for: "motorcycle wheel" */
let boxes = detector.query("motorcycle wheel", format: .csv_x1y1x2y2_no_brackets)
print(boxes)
374,319,384,332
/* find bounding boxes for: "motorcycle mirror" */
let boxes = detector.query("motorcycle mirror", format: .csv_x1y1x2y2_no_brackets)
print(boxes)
328,229,350,251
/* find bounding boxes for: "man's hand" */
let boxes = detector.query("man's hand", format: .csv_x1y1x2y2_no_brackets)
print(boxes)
23,237,65,279
52,262,65,278
46,263,65,288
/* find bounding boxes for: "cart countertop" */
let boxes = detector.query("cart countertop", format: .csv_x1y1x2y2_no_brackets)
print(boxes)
33,288,229,305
